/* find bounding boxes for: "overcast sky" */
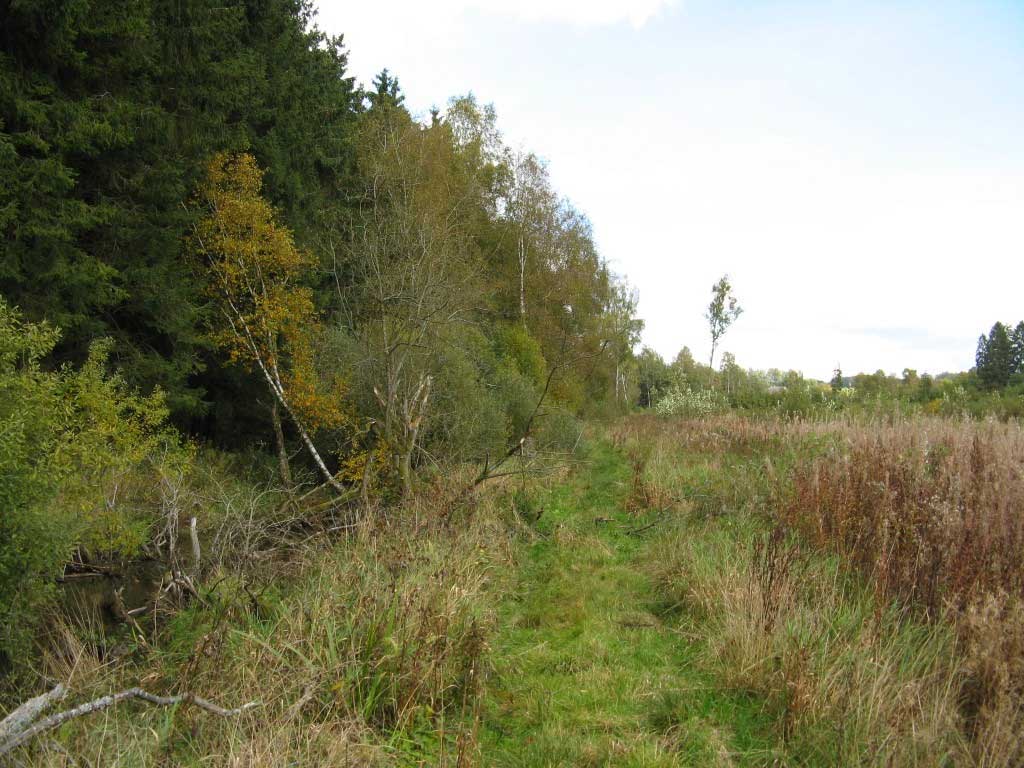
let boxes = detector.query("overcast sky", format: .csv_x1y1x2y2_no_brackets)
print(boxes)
315,0,1024,379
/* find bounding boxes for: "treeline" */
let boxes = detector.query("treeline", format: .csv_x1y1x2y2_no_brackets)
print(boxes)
1,0,639,433
0,0,640,672
634,343,1024,420
2,0,360,419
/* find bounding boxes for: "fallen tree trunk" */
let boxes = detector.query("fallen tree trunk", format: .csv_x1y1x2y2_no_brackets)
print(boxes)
0,685,67,746
0,685,259,757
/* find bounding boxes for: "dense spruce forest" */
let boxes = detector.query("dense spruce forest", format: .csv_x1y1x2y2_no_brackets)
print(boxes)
0,0,640,432
3,1,1024,765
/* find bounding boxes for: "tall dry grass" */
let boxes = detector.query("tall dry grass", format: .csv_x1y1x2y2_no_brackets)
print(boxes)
9,475,518,767
782,418,1024,613
621,412,1024,766
779,416,1024,765
648,521,967,765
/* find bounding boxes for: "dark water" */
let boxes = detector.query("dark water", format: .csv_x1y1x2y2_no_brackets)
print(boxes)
59,561,167,628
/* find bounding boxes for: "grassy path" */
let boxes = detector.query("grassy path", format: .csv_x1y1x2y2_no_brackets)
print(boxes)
477,441,774,767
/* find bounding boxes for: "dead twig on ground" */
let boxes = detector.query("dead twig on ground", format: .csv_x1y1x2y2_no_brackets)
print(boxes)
624,514,666,536
0,685,259,757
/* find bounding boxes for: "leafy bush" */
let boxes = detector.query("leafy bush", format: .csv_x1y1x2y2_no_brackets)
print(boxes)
428,330,508,463
0,298,180,671
0,302,69,673
654,385,725,417
536,407,584,453
494,324,547,389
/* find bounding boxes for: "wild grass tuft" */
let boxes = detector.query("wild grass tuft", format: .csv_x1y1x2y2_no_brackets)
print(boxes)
9,479,515,766
623,411,1024,766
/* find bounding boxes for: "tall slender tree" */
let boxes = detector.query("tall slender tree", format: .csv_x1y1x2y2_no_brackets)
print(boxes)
977,322,1014,388
1013,321,1024,375
346,94,483,498
706,275,743,368
189,153,348,491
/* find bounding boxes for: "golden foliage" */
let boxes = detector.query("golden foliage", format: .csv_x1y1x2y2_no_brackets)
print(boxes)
190,152,311,369
189,152,353,436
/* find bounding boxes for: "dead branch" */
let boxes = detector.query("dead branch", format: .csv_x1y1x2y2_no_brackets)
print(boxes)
0,685,67,745
112,588,148,646
189,516,201,570
469,333,602,491
0,687,259,757
624,514,666,536
470,346,561,489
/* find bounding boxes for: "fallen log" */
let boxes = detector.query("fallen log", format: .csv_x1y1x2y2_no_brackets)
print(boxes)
0,685,259,757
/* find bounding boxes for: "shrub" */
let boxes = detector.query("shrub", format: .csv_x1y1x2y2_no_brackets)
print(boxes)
0,298,180,672
493,323,547,388
654,385,725,417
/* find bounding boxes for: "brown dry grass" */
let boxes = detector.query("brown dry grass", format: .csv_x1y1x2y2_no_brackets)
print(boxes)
779,417,1024,765
11,475,520,767
620,412,1024,766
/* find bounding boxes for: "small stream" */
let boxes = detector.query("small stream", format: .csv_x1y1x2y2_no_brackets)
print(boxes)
58,560,168,628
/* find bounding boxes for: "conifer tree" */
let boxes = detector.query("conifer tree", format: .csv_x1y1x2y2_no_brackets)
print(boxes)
977,322,1014,388
0,0,359,421
976,334,990,380
1013,321,1024,374
369,69,405,110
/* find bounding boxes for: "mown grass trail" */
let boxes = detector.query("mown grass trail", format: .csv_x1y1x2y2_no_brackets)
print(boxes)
477,440,774,767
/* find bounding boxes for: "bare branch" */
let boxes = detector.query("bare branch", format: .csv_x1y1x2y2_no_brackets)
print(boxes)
0,685,67,745
0,688,259,757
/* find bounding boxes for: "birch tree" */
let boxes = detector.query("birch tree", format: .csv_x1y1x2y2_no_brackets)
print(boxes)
504,152,555,324
706,274,743,369
190,152,349,492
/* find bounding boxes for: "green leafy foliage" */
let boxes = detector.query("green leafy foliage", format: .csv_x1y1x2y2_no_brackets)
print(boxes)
0,299,179,669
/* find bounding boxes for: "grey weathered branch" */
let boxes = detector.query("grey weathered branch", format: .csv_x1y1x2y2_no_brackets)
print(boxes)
189,516,201,569
0,686,259,757
0,685,67,746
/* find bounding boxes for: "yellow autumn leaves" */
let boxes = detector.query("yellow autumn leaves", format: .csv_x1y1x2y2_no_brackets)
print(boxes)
190,152,351,436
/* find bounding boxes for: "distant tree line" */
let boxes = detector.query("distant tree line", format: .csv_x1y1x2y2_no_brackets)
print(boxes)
632,317,1024,422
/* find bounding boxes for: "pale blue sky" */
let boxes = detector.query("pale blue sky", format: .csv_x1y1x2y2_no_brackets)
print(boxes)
318,0,1024,378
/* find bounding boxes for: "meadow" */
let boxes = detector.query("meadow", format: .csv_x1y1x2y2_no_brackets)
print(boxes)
616,412,1024,765
4,410,1023,766
4,1,1022,764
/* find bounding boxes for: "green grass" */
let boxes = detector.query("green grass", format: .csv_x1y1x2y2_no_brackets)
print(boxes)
11,419,974,766
477,441,777,767
609,416,969,766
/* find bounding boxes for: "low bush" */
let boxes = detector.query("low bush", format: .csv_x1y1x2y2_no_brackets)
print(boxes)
0,300,185,674
654,385,726,418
